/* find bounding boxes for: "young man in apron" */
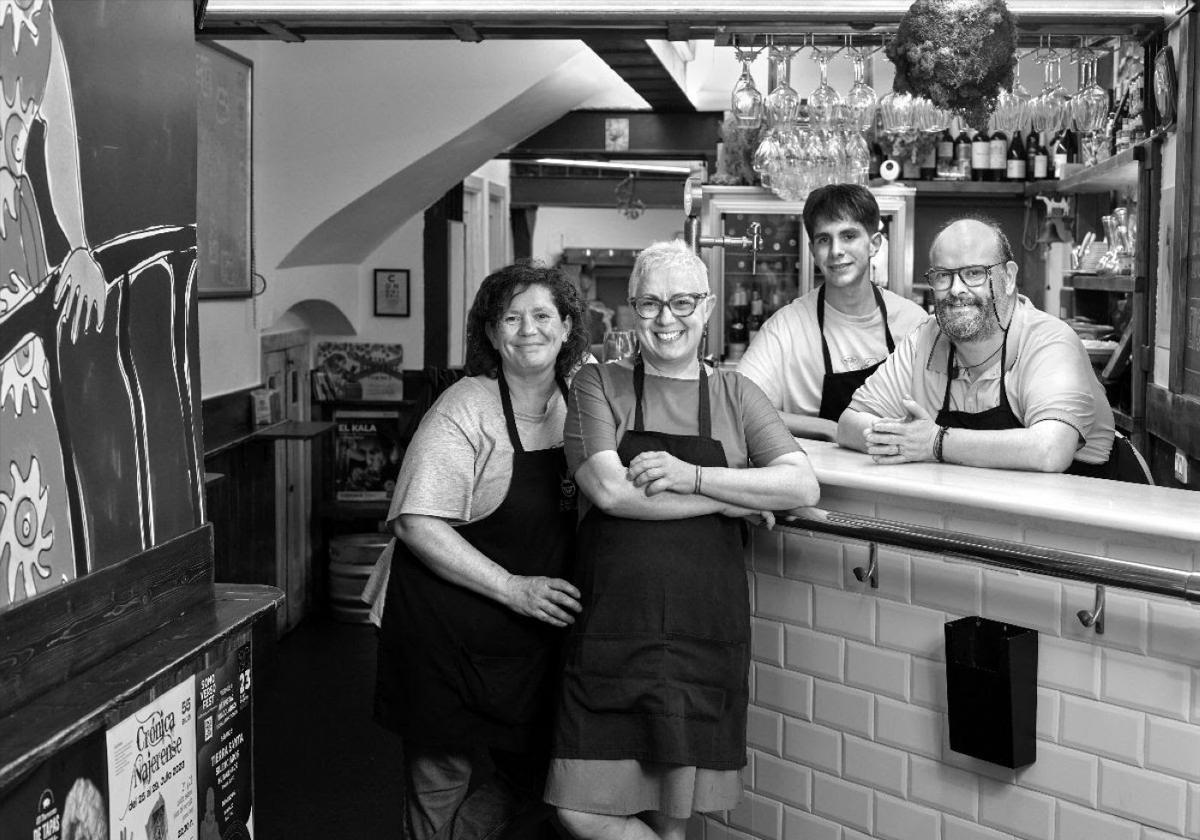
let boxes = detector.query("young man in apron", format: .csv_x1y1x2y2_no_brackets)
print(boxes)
738,184,927,441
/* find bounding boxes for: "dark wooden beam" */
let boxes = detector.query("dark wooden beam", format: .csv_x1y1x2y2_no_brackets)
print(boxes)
505,110,722,162
423,185,463,370
511,174,687,210
584,37,693,112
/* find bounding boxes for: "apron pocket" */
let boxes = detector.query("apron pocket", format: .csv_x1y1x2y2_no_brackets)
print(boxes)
458,647,550,728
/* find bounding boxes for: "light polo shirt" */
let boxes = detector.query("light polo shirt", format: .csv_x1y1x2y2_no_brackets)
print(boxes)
738,286,929,417
847,296,1115,464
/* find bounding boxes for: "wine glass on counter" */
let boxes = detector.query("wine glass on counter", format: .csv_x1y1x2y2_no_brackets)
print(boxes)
602,329,638,363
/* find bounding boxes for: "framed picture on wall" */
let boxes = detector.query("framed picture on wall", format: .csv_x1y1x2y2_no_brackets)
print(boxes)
196,42,254,298
374,269,410,317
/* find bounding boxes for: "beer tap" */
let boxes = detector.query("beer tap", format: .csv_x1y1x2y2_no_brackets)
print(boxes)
682,178,763,273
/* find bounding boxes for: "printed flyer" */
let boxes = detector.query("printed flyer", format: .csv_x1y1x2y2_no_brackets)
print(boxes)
107,676,198,840
333,409,402,501
195,643,254,840
0,729,109,840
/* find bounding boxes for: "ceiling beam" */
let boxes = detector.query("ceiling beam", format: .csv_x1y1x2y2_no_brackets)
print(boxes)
583,38,693,112
197,1,1170,41
503,110,722,161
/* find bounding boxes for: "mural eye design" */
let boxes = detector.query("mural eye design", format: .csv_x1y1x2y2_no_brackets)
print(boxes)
1,336,50,414
0,455,53,602
1,0,47,53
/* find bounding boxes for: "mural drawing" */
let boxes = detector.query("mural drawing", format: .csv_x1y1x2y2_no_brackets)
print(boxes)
0,0,203,610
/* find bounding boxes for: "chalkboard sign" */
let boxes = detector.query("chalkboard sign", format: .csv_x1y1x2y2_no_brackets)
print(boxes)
196,42,253,298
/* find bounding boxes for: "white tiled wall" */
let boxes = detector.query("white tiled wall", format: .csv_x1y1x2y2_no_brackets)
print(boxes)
694,494,1200,840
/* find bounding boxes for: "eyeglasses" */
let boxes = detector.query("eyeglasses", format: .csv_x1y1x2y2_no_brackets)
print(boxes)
628,293,710,320
923,263,1006,291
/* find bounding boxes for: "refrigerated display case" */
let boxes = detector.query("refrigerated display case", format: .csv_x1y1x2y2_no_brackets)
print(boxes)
684,183,916,362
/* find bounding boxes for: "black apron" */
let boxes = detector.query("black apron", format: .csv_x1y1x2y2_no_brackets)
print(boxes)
375,374,577,753
552,358,749,771
817,283,896,422
935,338,1115,479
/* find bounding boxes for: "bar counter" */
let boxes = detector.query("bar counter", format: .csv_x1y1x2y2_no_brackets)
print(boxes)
716,442,1200,840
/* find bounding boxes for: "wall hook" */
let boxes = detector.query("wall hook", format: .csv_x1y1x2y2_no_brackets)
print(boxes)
1077,584,1105,634
852,542,879,589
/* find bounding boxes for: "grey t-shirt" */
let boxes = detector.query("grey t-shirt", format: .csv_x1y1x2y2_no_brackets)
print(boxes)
365,374,569,625
387,375,568,525
565,361,800,473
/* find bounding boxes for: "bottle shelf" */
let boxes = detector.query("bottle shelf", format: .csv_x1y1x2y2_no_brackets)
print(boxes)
868,179,1027,194
1063,272,1140,293
1026,140,1147,196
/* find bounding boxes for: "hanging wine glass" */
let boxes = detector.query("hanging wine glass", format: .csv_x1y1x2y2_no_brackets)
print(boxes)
1073,45,1112,165
808,41,844,129
1032,44,1072,135
1072,46,1110,143
793,101,821,201
994,52,1032,137
730,43,765,130
753,129,785,189
878,91,915,134
845,44,879,132
764,44,801,129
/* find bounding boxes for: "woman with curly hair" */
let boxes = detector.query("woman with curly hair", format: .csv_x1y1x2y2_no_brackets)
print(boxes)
375,261,591,840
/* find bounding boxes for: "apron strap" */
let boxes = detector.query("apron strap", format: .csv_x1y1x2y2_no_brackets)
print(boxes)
874,284,896,353
941,331,1011,415
496,373,569,454
817,283,895,376
634,355,712,438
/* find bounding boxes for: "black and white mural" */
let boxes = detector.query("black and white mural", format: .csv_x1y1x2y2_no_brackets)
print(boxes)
0,0,202,609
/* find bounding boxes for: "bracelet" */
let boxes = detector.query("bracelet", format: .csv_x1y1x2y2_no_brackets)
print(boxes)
934,426,949,463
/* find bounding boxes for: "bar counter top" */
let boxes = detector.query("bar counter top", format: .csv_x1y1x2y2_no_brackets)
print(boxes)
796,440,1200,546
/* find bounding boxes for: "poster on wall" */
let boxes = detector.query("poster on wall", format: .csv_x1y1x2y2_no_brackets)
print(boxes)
314,342,404,401
107,676,198,840
333,410,403,501
0,729,109,840
195,643,254,840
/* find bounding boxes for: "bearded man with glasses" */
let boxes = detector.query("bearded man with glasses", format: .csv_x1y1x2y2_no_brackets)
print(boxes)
836,217,1125,478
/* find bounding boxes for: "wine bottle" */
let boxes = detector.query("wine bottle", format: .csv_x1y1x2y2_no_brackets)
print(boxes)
1029,130,1049,180
988,128,1008,182
970,127,991,182
920,142,937,180
954,129,973,180
936,127,955,179
1006,130,1027,181
869,142,884,180
1048,129,1073,178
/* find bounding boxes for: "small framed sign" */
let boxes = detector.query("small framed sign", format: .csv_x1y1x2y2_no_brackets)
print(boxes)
374,269,410,317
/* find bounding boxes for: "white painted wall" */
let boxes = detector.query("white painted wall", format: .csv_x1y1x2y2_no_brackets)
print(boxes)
196,39,638,398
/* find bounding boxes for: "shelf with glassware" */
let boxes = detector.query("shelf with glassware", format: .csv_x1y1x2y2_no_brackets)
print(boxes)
692,185,916,363
1053,144,1154,436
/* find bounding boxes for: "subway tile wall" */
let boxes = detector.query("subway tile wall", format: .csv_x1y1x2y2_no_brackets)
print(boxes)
690,488,1200,840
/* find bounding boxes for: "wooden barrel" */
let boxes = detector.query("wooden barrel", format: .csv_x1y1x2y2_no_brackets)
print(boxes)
328,534,389,623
